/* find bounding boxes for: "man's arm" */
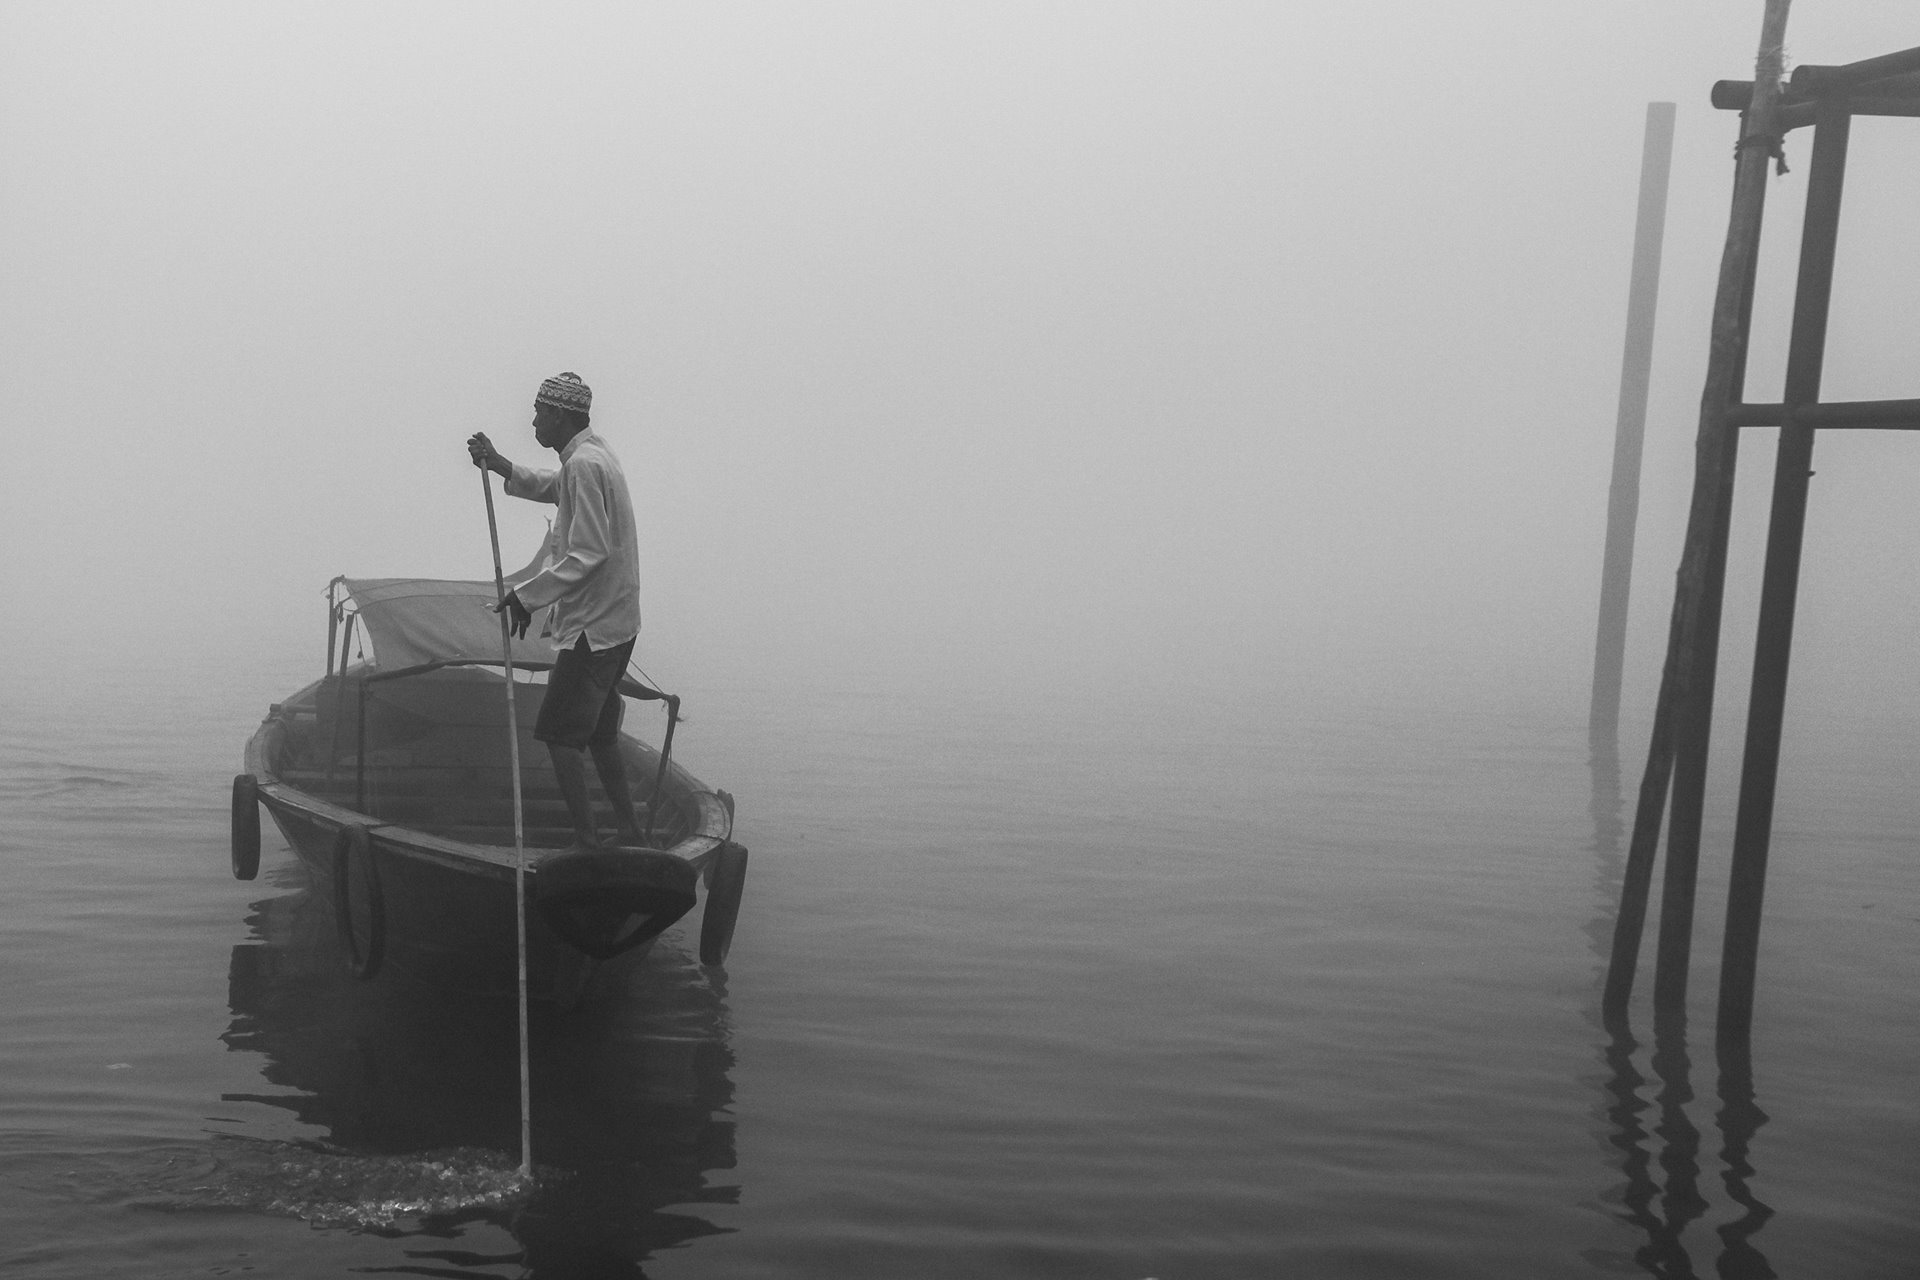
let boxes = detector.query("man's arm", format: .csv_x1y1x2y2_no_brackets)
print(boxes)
512,463,614,611
467,431,560,502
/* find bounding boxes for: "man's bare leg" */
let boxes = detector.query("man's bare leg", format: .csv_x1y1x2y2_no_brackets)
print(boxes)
589,739,648,847
548,743,601,849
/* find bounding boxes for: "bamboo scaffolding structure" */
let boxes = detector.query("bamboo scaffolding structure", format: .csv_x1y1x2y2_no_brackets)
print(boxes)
1717,92,1853,1049
1602,0,1792,1024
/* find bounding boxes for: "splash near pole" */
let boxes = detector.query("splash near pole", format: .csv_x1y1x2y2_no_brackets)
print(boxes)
479,461,534,1178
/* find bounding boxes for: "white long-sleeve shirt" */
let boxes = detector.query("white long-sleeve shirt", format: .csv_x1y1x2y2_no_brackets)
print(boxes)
506,430,642,652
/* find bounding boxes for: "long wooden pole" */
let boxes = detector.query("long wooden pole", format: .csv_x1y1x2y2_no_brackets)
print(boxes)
1590,102,1677,758
1604,0,1792,1021
1651,4,1795,1018
480,464,534,1179
1718,93,1852,1050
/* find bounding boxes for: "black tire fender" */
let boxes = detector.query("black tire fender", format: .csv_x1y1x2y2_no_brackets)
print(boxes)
699,842,748,968
230,774,261,881
331,824,385,980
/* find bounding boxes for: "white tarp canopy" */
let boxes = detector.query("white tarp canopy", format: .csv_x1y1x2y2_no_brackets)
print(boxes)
341,577,559,674
343,539,558,674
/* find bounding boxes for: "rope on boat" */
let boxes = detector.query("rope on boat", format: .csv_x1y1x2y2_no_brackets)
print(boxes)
479,463,534,1180
619,655,686,848
641,695,680,847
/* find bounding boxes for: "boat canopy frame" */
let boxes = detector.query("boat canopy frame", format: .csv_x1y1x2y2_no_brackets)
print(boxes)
321,575,681,831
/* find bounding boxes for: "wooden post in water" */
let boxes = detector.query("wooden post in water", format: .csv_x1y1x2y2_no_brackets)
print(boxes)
1590,102,1676,758
1717,93,1853,1049
1603,0,1792,1022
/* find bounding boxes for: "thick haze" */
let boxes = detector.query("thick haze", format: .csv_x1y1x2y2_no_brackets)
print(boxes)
8,2,1920,718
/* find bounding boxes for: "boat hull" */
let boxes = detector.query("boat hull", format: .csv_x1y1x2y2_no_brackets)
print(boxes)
260,798,594,995
244,666,733,999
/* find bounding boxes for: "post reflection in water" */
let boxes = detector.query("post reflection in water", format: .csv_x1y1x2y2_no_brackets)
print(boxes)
1713,1040,1775,1278
222,880,739,1276
1586,741,1774,1279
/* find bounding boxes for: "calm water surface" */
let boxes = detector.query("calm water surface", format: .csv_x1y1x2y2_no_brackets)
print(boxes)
2,658,1916,1277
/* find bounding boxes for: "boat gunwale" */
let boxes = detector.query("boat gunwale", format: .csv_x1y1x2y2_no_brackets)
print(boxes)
244,672,730,884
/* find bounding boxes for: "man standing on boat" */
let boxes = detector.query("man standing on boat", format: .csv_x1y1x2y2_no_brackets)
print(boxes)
466,372,648,853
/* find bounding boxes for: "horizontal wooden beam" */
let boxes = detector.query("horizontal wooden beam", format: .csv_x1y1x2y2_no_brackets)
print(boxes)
1727,398,1920,429
1712,75,1920,109
1793,47,1920,94
1712,77,1920,130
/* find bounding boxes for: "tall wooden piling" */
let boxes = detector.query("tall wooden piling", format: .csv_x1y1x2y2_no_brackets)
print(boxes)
1590,102,1677,758
1716,95,1853,1048
1602,0,1792,1021
1606,28,1920,1052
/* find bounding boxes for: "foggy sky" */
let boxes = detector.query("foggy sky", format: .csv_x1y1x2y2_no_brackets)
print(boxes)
8,2,1920,719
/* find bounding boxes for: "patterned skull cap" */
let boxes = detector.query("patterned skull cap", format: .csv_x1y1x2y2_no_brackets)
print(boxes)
535,371,592,414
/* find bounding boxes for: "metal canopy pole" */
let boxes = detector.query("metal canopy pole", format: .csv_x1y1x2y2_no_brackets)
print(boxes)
1717,93,1854,1049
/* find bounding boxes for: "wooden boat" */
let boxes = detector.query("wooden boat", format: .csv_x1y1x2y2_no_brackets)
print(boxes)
232,573,747,1002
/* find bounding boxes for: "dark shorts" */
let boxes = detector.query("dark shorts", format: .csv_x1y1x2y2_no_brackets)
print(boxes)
535,636,635,749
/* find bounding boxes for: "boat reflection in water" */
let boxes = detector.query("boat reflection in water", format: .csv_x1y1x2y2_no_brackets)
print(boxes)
222,875,738,1274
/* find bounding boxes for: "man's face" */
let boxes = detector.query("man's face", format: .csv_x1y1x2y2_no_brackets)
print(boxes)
531,402,568,451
